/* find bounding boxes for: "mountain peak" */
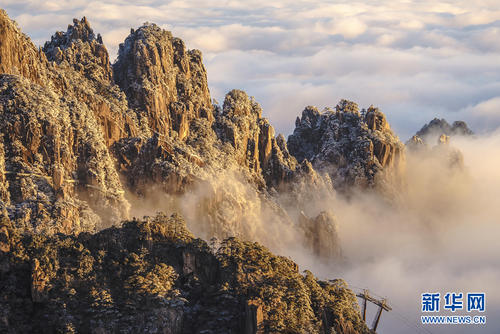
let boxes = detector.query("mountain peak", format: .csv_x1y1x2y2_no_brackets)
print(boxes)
44,17,101,52
413,118,473,145
43,16,111,82
113,23,213,140
0,9,46,84
288,101,405,193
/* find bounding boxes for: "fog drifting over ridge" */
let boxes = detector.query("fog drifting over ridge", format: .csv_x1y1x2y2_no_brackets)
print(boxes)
3,0,500,139
311,132,500,333
2,2,500,333
124,129,500,333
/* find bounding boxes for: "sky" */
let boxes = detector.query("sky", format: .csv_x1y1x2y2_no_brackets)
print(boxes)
2,0,500,140
2,2,500,333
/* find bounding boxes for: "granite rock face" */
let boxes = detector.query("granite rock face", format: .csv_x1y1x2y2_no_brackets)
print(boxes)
215,89,298,188
0,7,417,254
0,10,47,85
113,23,213,141
42,17,141,148
43,17,112,83
0,11,131,232
1,9,345,258
0,8,413,254
288,101,405,193
0,74,113,234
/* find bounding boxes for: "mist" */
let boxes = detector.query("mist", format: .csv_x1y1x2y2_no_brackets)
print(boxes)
125,128,500,333
307,131,500,333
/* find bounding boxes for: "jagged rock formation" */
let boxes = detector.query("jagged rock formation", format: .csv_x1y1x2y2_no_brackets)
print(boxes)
113,23,213,140
0,213,370,334
43,17,111,83
42,17,140,147
0,11,134,233
0,11,46,85
0,7,414,258
413,118,473,144
0,75,105,234
288,101,405,193
215,89,298,188
107,28,301,245
0,9,344,262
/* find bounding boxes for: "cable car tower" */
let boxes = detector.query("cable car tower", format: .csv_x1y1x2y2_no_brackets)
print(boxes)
356,289,392,332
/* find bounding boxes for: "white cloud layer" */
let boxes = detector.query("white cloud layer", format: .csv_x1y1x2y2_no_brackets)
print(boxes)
3,0,500,139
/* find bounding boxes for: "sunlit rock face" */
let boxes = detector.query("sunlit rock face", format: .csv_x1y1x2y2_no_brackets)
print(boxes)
0,10,423,332
113,23,213,141
1,7,414,261
215,89,298,188
1,10,425,265
0,10,47,85
288,100,406,194
0,11,131,232
44,15,139,148
0,74,123,234
0,10,345,262
43,17,112,83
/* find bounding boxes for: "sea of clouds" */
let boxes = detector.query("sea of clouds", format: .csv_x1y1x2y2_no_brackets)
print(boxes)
3,0,500,139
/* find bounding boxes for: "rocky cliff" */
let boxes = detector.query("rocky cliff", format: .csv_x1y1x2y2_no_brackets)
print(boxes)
0,9,413,333
288,101,405,194
0,8,404,243
113,23,213,141
0,12,137,234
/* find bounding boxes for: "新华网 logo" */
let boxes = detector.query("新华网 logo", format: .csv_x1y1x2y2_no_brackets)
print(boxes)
420,292,486,325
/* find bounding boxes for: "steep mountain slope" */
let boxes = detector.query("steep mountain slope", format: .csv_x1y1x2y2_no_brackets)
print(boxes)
0,9,405,244
0,13,132,233
113,23,213,140
0,213,370,334
0,9,410,333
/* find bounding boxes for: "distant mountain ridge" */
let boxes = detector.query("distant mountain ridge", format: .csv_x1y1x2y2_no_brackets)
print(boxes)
416,118,473,139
